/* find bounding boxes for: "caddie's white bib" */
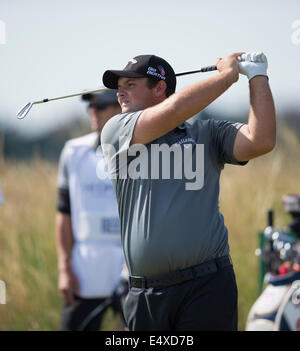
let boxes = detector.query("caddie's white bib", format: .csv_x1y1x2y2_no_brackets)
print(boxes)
57,133,123,298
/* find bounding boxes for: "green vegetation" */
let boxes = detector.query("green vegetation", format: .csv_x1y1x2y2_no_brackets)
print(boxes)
0,121,299,331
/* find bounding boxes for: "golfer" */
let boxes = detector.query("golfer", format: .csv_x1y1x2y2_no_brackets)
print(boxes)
56,90,126,331
100,52,276,330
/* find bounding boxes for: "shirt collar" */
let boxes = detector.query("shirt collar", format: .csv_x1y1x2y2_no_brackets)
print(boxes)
177,123,186,130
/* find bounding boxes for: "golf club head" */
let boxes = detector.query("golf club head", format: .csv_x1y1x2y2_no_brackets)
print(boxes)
16,102,34,119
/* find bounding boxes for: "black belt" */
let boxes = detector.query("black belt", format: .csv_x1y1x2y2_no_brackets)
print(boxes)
129,255,232,289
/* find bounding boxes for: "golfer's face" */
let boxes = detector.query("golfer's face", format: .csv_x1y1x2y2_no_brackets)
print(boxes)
117,77,154,113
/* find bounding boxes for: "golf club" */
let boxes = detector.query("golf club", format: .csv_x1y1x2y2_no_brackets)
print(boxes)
16,87,109,120
16,65,218,120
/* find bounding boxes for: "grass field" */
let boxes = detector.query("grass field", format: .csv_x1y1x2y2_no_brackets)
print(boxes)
0,121,299,331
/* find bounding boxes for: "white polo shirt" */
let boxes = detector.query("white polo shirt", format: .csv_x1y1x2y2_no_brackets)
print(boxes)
57,132,124,298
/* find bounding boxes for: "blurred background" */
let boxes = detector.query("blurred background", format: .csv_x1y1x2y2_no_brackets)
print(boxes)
0,0,299,330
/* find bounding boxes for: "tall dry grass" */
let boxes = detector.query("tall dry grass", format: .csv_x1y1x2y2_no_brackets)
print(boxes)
0,121,299,330
221,122,300,329
0,159,59,330
0,158,123,331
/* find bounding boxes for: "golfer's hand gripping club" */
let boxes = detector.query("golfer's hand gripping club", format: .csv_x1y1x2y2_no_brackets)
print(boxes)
238,52,268,81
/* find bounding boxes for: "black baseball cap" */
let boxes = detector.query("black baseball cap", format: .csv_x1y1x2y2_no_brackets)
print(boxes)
81,89,118,109
102,55,176,93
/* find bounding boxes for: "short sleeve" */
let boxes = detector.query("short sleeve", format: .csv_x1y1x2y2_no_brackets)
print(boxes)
57,143,70,190
57,188,71,214
56,143,72,213
101,111,143,177
210,120,248,166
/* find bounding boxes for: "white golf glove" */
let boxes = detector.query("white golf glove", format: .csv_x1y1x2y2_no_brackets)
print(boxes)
238,52,268,81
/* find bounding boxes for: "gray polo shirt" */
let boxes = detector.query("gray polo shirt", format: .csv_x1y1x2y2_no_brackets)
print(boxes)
101,111,247,276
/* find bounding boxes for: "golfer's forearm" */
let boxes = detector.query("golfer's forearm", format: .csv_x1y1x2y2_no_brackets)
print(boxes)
55,213,74,271
133,71,235,144
247,76,276,151
171,71,234,119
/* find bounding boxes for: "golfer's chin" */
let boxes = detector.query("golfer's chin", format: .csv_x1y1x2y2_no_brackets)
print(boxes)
121,104,130,113
122,106,132,113
121,105,139,113
121,103,139,114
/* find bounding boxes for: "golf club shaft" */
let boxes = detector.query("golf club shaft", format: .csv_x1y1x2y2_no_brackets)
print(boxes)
35,67,217,104
34,66,218,104
175,65,217,77
34,87,109,104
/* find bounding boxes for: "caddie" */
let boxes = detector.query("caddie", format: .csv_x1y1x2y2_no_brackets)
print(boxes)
55,90,126,331
100,52,276,330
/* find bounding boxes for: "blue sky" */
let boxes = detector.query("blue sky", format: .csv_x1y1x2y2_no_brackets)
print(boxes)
0,0,299,137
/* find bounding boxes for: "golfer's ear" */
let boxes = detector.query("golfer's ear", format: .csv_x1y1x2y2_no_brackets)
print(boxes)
154,80,167,98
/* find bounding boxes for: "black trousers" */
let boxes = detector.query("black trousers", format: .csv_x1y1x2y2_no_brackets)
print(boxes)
61,296,109,331
124,265,238,331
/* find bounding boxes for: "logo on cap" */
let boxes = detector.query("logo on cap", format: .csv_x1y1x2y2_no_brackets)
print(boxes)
147,66,166,80
158,65,165,76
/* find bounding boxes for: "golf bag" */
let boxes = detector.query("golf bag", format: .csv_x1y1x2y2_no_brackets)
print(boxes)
245,194,300,331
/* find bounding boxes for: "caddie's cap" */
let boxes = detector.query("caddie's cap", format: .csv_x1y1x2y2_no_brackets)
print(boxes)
82,89,118,109
102,55,176,93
